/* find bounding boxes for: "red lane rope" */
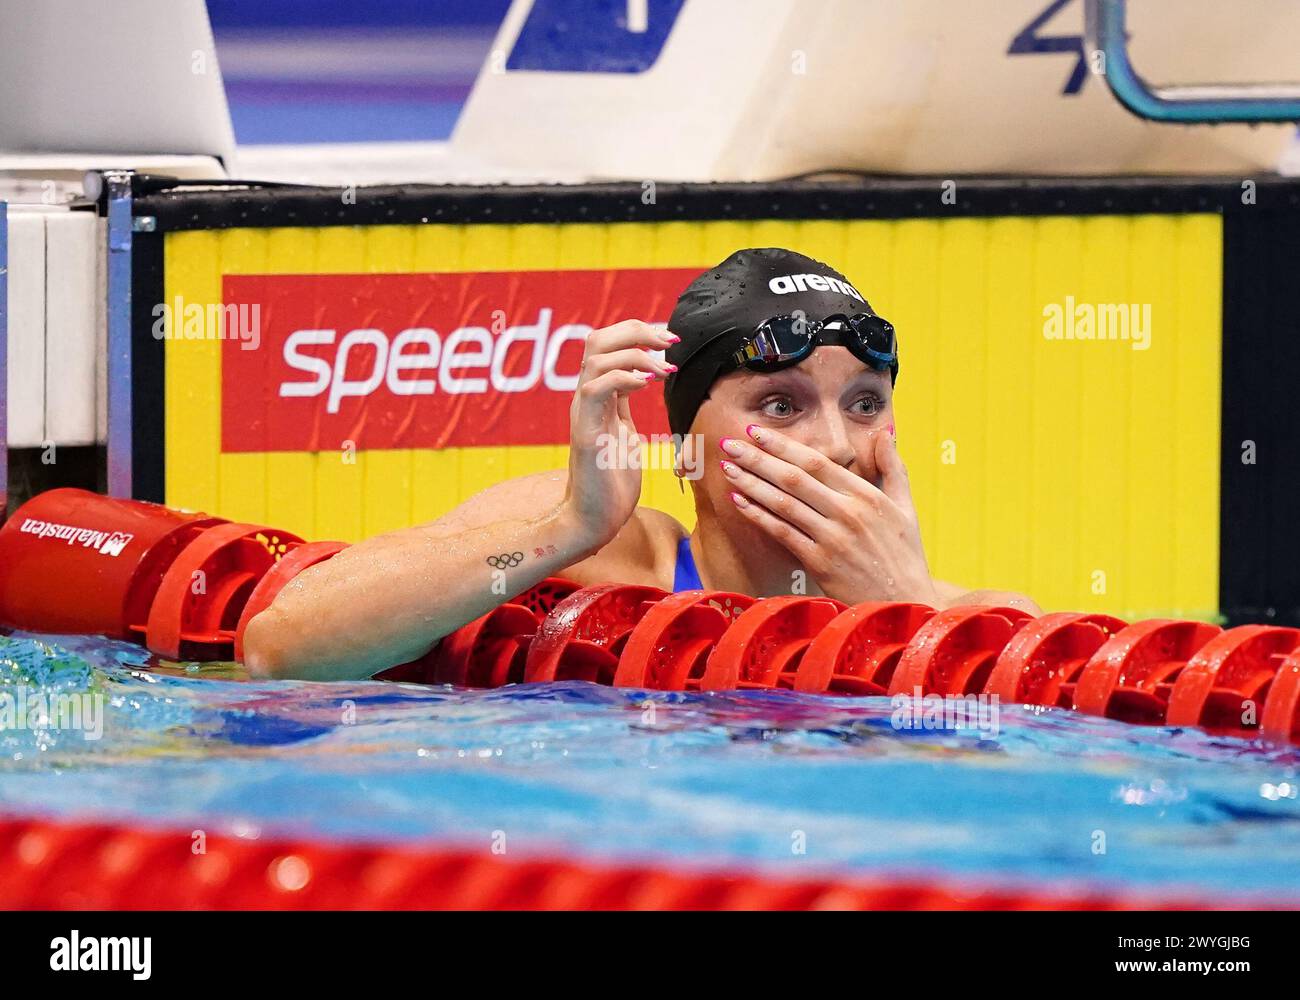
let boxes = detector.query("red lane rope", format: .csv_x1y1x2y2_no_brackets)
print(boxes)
0,816,1268,911
423,582,1300,747
4,491,1297,746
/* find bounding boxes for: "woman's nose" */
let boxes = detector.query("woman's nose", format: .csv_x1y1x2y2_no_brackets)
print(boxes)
803,414,857,469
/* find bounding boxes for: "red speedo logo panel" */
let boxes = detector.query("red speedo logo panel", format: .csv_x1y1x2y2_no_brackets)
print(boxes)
220,269,696,452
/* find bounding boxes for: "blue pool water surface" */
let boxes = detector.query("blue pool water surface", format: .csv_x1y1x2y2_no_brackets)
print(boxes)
2,631,1299,903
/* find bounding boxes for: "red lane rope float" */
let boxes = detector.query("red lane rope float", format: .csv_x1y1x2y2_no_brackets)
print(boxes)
889,605,1034,697
511,577,583,619
796,602,936,695
983,612,1128,706
523,584,669,684
377,577,583,685
700,596,847,691
429,603,545,687
0,816,1266,911
1262,650,1300,744
145,522,307,661
614,590,754,691
1166,625,1300,735
1071,619,1222,724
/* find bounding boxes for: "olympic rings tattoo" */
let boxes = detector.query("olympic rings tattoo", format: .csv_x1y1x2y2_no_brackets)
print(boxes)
486,551,525,569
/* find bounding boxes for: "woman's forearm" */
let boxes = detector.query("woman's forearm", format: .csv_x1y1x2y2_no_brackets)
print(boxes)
244,319,670,682
243,499,596,681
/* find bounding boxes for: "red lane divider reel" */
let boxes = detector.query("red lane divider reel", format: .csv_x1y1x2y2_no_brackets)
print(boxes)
1071,619,1222,724
699,596,847,691
614,590,755,691
0,488,316,662
379,578,583,686
0,488,223,639
524,584,669,685
1165,625,1300,737
889,605,1034,697
796,602,936,695
983,612,1128,707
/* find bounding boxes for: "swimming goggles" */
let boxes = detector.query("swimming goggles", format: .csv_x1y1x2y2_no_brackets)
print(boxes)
728,313,898,376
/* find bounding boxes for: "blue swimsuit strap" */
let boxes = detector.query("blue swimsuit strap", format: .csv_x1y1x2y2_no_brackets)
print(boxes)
673,534,703,592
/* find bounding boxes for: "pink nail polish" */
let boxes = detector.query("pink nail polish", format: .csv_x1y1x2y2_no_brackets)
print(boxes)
666,333,681,344
730,491,749,508
719,437,730,449
664,364,678,373
641,372,656,381
746,424,763,442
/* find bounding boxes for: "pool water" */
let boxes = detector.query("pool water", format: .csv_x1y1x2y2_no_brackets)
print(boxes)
3,631,1300,902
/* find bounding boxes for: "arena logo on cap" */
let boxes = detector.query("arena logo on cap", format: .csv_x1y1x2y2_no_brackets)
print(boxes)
767,273,865,301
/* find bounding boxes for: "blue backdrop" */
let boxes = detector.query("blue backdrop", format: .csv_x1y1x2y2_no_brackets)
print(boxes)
206,0,512,143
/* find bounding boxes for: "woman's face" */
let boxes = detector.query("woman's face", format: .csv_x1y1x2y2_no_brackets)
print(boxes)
684,345,895,513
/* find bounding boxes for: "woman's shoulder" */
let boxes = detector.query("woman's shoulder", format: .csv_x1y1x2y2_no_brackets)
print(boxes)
561,505,687,589
632,506,689,546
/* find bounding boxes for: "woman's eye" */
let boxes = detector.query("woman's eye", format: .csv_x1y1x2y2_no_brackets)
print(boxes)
759,397,796,418
851,396,882,416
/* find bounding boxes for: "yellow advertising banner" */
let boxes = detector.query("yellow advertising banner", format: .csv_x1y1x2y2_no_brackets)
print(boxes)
164,214,1221,620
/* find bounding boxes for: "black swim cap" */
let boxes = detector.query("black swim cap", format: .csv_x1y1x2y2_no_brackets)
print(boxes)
663,248,894,438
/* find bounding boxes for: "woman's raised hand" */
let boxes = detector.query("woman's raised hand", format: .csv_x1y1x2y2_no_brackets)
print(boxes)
562,320,679,549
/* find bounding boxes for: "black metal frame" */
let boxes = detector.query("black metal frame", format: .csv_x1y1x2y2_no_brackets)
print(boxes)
132,174,1300,230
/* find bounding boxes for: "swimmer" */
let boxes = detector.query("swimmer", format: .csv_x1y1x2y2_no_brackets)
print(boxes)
244,248,1041,680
